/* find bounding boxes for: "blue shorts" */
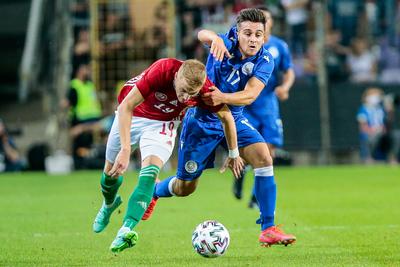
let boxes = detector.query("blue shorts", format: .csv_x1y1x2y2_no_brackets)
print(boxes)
244,109,283,147
176,112,265,181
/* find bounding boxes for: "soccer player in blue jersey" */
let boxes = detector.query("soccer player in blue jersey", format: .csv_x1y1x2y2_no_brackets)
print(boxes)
230,6,296,207
144,8,296,247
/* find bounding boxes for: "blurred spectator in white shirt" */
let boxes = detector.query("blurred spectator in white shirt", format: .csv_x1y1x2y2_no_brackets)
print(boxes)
346,38,377,83
378,37,400,84
280,0,309,55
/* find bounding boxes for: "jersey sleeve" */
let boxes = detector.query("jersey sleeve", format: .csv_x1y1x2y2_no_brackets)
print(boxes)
218,33,236,52
279,41,293,71
135,60,165,99
197,79,223,113
226,26,237,39
202,31,236,52
197,99,223,113
253,53,275,86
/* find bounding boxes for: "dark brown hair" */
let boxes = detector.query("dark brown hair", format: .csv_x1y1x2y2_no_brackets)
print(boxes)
236,8,266,28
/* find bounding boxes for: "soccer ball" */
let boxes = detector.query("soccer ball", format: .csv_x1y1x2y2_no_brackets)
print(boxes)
191,220,230,258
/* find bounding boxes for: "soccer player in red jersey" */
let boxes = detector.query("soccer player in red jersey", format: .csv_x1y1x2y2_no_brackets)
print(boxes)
92,58,244,253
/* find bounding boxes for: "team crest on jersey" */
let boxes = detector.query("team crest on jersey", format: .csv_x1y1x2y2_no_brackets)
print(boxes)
185,160,198,173
155,92,167,101
242,62,254,76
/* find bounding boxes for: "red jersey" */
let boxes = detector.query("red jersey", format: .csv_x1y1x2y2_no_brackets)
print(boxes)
118,58,222,121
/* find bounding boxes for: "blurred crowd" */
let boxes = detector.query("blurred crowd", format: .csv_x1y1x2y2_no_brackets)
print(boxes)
67,1,113,170
69,0,400,89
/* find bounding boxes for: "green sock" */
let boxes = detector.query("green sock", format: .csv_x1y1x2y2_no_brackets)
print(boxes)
100,172,123,205
123,165,160,229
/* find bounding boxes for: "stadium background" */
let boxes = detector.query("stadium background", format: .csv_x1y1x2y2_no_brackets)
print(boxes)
1,0,400,169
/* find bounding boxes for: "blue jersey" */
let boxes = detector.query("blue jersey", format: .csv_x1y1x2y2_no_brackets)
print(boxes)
356,104,385,129
248,35,293,115
177,30,274,180
356,103,386,160
225,28,292,146
194,32,274,122
225,27,292,115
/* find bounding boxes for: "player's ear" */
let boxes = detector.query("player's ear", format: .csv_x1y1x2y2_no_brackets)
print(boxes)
174,72,178,86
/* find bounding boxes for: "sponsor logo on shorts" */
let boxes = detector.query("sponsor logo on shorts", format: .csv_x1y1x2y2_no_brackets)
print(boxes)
155,92,167,101
185,160,197,173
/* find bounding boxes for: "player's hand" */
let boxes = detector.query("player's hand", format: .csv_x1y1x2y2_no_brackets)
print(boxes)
210,37,232,61
220,156,245,179
108,148,130,178
275,86,289,101
202,86,226,106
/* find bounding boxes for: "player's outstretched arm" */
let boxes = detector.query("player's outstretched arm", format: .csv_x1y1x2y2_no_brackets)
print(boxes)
216,105,245,178
202,77,265,106
109,86,144,178
275,68,295,101
198,29,231,62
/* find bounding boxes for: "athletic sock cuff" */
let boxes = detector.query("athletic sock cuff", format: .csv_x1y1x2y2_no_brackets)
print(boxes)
139,165,160,178
168,177,177,196
101,172,123,186
254,166,274,177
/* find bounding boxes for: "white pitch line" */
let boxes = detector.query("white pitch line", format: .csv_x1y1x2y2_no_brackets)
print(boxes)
228,224,399,233
301,224,399,231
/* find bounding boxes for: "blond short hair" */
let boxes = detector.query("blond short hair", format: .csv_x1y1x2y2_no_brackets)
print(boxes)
362,87,383,102
177,59,207,94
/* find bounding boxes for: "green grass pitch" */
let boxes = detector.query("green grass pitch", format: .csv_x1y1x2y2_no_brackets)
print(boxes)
0,166,399,266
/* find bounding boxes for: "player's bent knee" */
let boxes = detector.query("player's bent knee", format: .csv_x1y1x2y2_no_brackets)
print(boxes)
242,143,274,168
250,155,273,168
260,154,273,166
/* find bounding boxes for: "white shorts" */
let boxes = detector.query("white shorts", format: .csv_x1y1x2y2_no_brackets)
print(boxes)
106,115,180,164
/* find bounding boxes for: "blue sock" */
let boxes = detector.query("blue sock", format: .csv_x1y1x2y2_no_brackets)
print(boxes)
154,176,176,198
254,166,276,231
